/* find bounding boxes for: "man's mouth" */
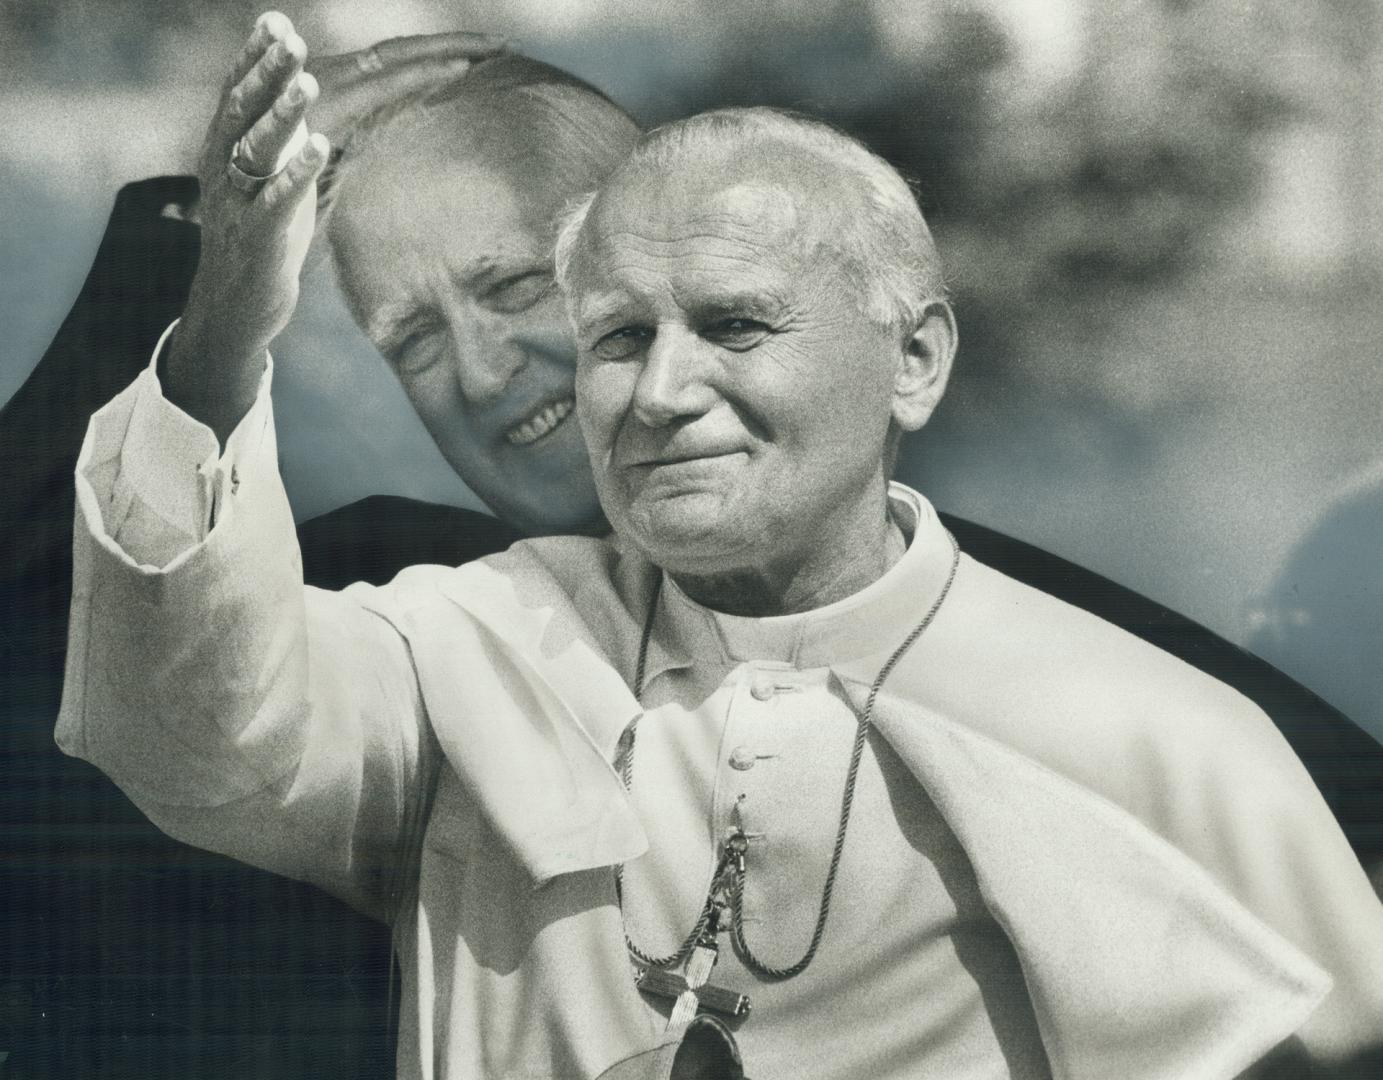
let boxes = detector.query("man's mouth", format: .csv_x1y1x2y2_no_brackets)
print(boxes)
631,449,748,470
505,398,574,447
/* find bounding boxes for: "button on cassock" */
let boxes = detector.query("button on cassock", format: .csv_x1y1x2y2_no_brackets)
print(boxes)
729,746,758,771
750,676,776,701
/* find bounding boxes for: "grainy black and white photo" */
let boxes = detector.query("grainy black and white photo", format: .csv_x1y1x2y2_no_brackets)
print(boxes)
3,2,1382,1078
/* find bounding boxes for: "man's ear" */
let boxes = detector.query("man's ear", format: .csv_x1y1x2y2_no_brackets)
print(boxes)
892,299,957,432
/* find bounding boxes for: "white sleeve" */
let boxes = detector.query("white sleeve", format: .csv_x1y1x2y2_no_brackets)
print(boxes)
56,323,431,920
87,319,268,567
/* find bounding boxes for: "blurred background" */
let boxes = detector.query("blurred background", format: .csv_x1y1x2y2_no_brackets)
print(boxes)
2,0,1380,740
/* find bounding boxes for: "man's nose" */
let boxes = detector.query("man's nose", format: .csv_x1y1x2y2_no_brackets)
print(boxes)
446,313,532,407
632,325,717,428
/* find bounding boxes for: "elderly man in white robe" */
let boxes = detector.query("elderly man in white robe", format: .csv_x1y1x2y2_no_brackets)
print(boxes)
57,18,1383,1080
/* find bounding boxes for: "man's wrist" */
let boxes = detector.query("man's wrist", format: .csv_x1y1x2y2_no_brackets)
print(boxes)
162,306,267,446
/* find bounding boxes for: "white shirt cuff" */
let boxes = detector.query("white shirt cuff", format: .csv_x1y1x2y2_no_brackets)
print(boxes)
90,319,274,567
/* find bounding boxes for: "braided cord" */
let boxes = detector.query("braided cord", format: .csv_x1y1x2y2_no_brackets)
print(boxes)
616,573,714,969
619,533,961,981
729,531,960,979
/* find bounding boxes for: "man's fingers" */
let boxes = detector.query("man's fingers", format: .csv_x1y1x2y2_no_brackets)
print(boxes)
308,30,506,99
222,11,293,95
261,132,330,215
335,53,476,113
214,28,306,164
374,30,508,67
237,72,319,179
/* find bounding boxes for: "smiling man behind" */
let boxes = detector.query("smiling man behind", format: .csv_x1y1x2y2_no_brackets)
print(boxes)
57,57,1383,1080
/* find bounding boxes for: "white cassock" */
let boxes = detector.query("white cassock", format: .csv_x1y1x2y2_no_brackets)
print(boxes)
58,334,1383,1079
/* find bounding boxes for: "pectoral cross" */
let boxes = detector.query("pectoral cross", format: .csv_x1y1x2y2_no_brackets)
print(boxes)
634,963,751,1021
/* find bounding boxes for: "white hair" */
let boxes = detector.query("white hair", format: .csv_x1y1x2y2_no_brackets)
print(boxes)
554,106,947,333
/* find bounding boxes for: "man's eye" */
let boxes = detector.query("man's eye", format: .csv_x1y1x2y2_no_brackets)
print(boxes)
703,317,770,350
591,326,652,362
389,330,446,376
480,271,554,315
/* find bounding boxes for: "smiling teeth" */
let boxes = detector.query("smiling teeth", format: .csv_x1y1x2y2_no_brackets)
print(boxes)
506,398,574,446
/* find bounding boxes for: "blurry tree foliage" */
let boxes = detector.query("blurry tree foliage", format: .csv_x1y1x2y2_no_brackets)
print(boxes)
651,0,1313,310
952,0,1304,304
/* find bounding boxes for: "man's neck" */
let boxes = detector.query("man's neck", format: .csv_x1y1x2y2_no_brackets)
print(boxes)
668,487,907,618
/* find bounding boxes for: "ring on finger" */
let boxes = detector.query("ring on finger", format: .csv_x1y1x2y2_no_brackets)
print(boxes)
225,136,278,195
355,46,384,74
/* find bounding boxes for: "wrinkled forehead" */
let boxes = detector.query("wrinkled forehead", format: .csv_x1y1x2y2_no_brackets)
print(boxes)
578,138,871,265
598,166,800,244
570,161,845,308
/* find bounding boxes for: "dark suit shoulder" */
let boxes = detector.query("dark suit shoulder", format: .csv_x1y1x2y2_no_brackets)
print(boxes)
296,495,521,591
0,178,201,592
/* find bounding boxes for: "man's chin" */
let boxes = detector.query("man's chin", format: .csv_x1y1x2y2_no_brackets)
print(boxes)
615,492,750,572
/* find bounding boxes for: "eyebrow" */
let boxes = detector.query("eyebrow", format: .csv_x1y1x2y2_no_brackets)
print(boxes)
457,253,538,294
692,289,790,321
367,300,426,355
576,280,792,326
574,291,634,333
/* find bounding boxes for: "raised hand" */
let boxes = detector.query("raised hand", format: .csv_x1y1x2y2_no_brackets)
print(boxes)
164,11,329,445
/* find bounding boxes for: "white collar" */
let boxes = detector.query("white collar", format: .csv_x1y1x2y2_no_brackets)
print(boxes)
645,482,956,682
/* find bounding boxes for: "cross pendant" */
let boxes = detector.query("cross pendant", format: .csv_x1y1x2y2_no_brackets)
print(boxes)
634,965,752,1020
